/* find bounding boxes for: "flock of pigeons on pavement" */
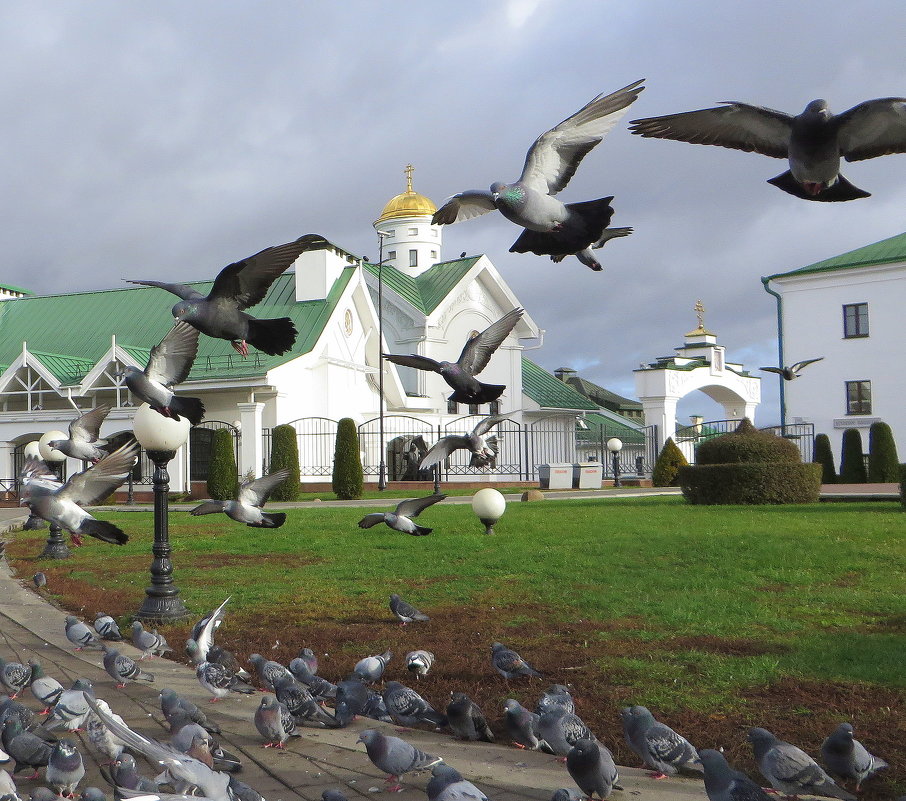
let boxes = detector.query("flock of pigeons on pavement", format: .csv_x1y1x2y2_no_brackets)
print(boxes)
0,594,893,801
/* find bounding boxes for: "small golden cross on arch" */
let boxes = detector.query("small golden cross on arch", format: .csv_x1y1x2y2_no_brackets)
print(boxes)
694,299,705,330
404,164,414,192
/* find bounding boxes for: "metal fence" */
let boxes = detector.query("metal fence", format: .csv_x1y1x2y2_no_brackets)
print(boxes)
673,419,816,464
576,423,659,474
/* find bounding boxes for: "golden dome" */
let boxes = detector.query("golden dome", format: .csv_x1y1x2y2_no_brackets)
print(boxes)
374,164,437,224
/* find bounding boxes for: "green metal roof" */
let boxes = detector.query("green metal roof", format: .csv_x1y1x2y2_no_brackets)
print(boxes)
766,230,906,280
0,283,31,295
565,375,642,411
363,256,480,314
521,358,598,411
577,411,645,443
29,351,95,385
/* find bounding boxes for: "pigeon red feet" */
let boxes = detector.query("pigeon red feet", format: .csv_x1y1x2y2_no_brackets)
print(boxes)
649,772,668,780
231,340,249,358
70,534,83,546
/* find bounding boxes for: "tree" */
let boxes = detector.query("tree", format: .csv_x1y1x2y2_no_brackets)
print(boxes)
839,428,867,483
332,418,364,500
652,437,688,486
206,428,238,500
813,433,837,484
268,424,300,501
868,421,900,482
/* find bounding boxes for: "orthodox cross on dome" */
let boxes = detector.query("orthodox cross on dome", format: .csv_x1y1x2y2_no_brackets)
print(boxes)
694,299,705,330
404,163,414,192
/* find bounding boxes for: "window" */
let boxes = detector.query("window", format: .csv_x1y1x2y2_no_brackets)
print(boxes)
468,403,480,415
387,250,396,260
409,249,418,267
447,399,458,414
845,380,871,414
488,400,500,415
408,227,418,236
843,303,869,338
430,250,437,259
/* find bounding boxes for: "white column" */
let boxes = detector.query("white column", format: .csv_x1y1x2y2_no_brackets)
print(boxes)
0,441,14,482
237,402,264,479
641,397,679,452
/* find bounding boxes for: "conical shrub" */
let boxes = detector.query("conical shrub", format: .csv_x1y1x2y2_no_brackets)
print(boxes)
813,433,837,484
206,428,238,500
839,428,867,483
652,437,688,486
868,421,900,482
268,424,300,501
332,418,364,500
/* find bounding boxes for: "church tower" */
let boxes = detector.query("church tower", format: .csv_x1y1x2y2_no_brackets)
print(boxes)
373,165,442,276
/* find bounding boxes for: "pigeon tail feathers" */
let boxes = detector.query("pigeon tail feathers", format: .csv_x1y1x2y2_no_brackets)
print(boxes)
246,317,298,355
77,519,128,546
447,383,505,404
766,171,871,201
169,396,206,426
248,512,287,528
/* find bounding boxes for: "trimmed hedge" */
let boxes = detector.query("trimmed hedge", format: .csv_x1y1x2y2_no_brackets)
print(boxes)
679,463,822,504
813,433,837,484
695,418,800,465
332,417,364,500
268,424,300,501
206,428,238,500
652,437,688,487
839,428,867,483
867,421,900,482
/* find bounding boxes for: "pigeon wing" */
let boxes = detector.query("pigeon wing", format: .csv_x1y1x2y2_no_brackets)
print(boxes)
457,308,524,376
20,457,64,491
836,98,906,161
383,353,443,373
238,469,291,507
127,280,206,301
472,413,512,437
419,436,470,470
759,367,785,375
358,513,387,529
629,101,793,158
195,597,230,661
521,79,645,195
189,501,227,516
69,404,112,444
145,322,200,386
432,192,497,225
790,357,824,372
766,744,830,790
394,494,447,519
59,440,139,506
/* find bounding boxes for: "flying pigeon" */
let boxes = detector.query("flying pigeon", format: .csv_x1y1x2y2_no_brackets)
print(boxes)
189,469,290,528
45,405,112,463
356,728,442,793
503,698,543,750
353,650,392,683
419,414,510,471
27,660,63,713
567,738,621,800
747,727,856,801
384,308,524,404
629,96,906,201
0,658,30,699
760,358,824,381
820,722,888,790
131,622,172,659
128,234,330,357
102,646,155,688
405,650,434,679
32,572,47,590
426,763,489,801
491,641,542,680
700,749,774,801
446,692,494,742
432,81,645,270
358,495,446,537
253,696,295,748
537,685,575,716
118,322,204,425
381,681,446,729
389,594,430,624
620,705,703,778
46,738,85,798
538,707,594,759
93,613,123,642
65,616,104,651
194,659,256,701
20,440,139,546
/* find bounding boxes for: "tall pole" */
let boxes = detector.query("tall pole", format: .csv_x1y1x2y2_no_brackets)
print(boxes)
377,232,389,491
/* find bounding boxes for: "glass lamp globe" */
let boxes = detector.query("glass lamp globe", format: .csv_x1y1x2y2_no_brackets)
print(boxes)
606,437,623,453
38,430,69,462
23,441,42,460
132,403,191,452
471,487,506,535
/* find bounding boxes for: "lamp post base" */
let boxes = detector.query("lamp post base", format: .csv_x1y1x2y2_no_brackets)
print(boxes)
40,524,71,560
480,517,497,536
135,594,189,623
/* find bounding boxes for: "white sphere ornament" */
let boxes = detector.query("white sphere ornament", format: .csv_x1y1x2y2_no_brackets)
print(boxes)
23,441,42,460
132,403,191,452
471,487,506,535
38,430,69,462
606,437,623,453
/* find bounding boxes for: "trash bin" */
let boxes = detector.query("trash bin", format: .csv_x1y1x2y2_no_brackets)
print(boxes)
538,463,573,490
573,462,603,489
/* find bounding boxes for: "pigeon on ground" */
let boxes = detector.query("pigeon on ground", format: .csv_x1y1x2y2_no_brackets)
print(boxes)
253,696,295,748
189,597,231,657
1,717,53,778
129,234,329,357
389,594,430,625
195,660,255,702
65,617,103,651
189,470,290,528
160,689,221,735
286,659,336,700
820,722,888,790
193,643,250,684
503,699,543,750
108,753,160,794
93,614,123,642
358,495,446,537
32,572,47,590
45,405,112,463
248,654,293,692
42,679,93,732
273,676,339,729
537,685,575,716
131,622,171,659
0,768,16,798
85,698,129,763
168,718,240,773
356,729,442,793
381,681,446,729
27,660,63,713
118,322,204,425
0,658,30,699
433,81,645,270
0,696,44,731
426,763,489,801
333,675,370,727
296,648,318,675
567,738,621,800
491,641,542,680
419,415,510,471
321,791,348,801
46,738,85,797
700,749,774,801
538,707,594,760
760,358,824,381
79,788,106,801
20,441,139,546
353,651,392,683
384,308,524,404
629,96,906,201
747,727,856,801
446,692,494,742
620,705,703,778
102,647,154,688
405,650,434,679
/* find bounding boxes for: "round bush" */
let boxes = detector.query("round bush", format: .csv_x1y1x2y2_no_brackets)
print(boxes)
679,463,821,504
652,437,688,486
695,418,801,465
268,424,300,501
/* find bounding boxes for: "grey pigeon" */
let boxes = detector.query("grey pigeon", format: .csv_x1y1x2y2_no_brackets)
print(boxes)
1,717,52,778
356,728,442,792
352,650,392,683
446,692,494,742
41,679,93,732
333,675,370,727
384,308,524,404
117,322,204,425
79,788,106,801
195,660,255,701
503,698,542,750
358,495,446,537
160,689,221,735
30,789,60,801
0,658,30,699
186,637,250,684
0,769,16,798
361,687,393,723
131,622,171,659
567,738,621,800
27,660,63,713
253,696,295,748
426,763,489,801
189,597,230,657
491,641,541,680
0,696,43,731
321,792,348,801
538,707,594,759
272,676,338,729
32,572,46,590
109,753,159,793
129,234,330,356
620,705,702,777
747,727,856,801
248,654,293,691
45,405,112,463
420,415,511,471
46,738,84,797
85,698,129,763
167,714,240,774
93,614,123,642
550,791,583,801
820,722,888,790
102,646,154,688
389,594,429,624
760,358,824,381
189,470,289,528
381,681,446,729
405,650,434,679
296,648,318,675
537,685,575,716
65,617,103,651
433,81,645,270
700,749,774,801
629,96,906,201
286,659,336,700
19,441,139,546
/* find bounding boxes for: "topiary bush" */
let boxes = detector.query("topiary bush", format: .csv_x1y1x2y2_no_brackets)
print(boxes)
867,421,900,482
652,437,688,486
813,433,837,484
206,428,238,500
839,428,867,483
332,417,364,500
695,418,800,465
268,424,300,501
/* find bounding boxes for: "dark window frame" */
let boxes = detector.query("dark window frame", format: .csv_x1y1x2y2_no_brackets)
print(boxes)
845,379,871,415
843,302,869,338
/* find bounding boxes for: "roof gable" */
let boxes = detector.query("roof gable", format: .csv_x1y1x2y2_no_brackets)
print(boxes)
521,358,598,411
767,230,906,280
362,256,480,314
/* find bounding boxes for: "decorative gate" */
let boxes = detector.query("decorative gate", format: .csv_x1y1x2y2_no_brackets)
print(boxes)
440,415,526,480
190,421,241,481
358,415,436,479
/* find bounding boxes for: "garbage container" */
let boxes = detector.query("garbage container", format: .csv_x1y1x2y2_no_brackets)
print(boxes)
573,462,603,489
538,463,573,490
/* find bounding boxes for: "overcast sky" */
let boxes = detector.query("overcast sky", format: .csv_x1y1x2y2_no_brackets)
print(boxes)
4,1,906,425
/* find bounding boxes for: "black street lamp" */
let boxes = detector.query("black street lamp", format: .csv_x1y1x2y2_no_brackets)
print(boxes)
377,230,392,492
607,437,623,488
36,434,70,560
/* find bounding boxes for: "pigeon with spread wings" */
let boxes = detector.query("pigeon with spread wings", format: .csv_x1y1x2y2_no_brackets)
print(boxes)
358,494,446,537
760,357,824,381
45,404,112,463
190,469,290,528
420,413,510,471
